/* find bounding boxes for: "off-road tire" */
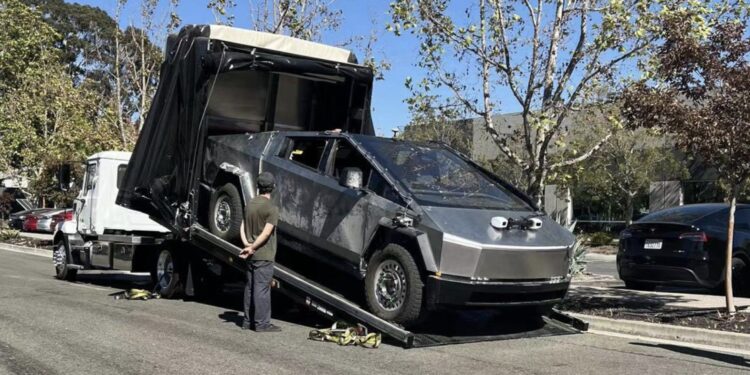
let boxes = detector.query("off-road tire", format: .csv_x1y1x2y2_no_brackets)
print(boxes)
53,239,77,281
209,183,243,243
154,248,185,299
624,281,656,291
365,243,424,326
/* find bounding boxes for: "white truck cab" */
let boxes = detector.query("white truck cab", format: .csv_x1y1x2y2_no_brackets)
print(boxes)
71,151,168,235
54,152,176,288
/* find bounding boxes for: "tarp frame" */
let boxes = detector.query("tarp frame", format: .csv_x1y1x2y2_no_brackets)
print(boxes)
116,25,375,233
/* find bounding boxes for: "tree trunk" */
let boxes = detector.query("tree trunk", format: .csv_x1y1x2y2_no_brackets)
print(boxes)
526,168,547,210
725,191,737,314
625,192,635,226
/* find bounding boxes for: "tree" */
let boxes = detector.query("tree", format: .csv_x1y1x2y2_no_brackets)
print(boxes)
19,0,119,85
622,8,750,314
208,0,343,41
0,0,122,206
387,0,687,207
400,95,471,153
577,129,686,225
0,0,58,94
124,0,180,133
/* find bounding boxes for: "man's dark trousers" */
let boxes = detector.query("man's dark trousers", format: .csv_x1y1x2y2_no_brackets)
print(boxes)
244,260,274,329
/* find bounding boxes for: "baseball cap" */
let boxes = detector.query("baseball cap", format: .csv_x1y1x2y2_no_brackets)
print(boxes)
257,171,275,189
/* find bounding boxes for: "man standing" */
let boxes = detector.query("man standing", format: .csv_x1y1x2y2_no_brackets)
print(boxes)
239,171,281,332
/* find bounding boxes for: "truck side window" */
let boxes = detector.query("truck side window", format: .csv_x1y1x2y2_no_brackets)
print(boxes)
330,140,373,181
116,164,128,190
368,171,405,206
282,138,327,170
330,141,405,206
84,163,97,192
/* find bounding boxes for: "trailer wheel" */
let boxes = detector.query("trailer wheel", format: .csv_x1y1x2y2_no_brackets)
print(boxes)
365,243,424,326
154,248,185,298
53,239,76,281
209,183,243,243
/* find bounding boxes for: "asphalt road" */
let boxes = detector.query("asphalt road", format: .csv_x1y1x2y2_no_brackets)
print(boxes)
585,253,619,279
1,247,749,375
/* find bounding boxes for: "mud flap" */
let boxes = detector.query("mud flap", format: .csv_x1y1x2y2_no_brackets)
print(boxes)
185,263,195,297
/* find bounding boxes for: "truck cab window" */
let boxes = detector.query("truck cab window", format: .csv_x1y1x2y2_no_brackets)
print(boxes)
330,140,373,181
282,138,327,170
329,140,404,206
368,170,405,206
85,163,97,192
116,164,128,190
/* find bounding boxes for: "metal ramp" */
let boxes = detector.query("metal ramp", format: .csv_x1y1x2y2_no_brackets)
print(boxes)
189,224,586,348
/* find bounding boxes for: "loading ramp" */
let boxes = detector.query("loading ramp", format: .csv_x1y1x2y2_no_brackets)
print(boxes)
189,224,587,348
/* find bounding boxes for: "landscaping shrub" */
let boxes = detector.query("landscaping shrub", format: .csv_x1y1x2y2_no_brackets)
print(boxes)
588,232,614,247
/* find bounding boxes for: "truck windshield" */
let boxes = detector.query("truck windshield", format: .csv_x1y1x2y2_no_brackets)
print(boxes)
357,138,532,211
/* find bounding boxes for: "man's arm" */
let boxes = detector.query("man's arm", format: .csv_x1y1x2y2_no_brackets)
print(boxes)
240,220,250,247
248,223,275,251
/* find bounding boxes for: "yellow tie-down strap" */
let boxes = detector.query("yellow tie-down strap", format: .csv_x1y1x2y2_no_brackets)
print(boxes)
308,321,382,349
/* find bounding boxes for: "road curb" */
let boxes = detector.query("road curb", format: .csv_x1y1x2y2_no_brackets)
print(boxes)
0,242,51,257
567,312,750,352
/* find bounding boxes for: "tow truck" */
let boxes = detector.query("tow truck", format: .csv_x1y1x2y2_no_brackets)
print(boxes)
53,25,586,347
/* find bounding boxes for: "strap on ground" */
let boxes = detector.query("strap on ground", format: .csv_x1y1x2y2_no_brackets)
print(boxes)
309,321,382,349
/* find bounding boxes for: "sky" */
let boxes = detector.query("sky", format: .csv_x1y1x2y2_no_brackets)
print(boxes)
70,0,443,136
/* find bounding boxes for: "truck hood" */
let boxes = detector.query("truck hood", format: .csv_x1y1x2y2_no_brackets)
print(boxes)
419,206,575,249
418,206,575,280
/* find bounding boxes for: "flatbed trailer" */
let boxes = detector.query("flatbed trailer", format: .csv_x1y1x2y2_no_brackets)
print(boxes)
189,224,587,348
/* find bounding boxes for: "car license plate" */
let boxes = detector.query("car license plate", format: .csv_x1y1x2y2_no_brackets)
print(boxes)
644,239,663,250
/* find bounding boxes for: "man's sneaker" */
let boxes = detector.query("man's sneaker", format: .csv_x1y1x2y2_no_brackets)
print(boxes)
241,321,252,330
254,324,282,333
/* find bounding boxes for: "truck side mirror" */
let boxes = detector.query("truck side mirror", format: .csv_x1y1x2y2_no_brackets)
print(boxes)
58,164,71,191
340,167,363,189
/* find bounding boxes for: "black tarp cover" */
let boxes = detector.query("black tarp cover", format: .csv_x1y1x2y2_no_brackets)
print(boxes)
116,25,375,232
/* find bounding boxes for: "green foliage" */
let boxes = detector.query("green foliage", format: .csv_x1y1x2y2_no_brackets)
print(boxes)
0,0,124,206
571,127,688,222
569,237,589,276
19,0,119,80
0,0,58,93
587,232,614,247
0,229,20,241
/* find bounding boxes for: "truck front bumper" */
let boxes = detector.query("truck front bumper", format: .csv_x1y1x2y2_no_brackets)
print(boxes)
425,274,570,308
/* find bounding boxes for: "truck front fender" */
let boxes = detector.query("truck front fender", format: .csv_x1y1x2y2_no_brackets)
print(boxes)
364,217,438,274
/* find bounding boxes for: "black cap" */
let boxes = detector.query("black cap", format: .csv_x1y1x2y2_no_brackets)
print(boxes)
257,171,275,189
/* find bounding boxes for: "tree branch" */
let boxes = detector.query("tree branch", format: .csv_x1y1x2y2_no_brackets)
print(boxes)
549,132,612,170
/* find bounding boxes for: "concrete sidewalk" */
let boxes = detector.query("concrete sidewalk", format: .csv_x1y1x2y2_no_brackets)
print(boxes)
568,284,750,310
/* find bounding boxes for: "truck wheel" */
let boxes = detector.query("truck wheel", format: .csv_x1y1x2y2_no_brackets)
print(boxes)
365,243,424,326
53,239,77,281
209,183,243,243
154,248,185,298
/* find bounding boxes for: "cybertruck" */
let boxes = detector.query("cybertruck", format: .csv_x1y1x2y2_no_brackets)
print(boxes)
117,24,575,326
201,131,575,325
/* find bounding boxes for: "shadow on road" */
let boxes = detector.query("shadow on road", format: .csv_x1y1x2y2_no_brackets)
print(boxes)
68,254,575,345
563,285,695,311
631,342,750,368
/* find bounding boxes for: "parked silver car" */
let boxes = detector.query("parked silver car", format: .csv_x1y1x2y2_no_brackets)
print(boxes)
36,209,67,233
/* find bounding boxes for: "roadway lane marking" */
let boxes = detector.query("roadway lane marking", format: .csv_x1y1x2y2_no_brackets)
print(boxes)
588,329,750,357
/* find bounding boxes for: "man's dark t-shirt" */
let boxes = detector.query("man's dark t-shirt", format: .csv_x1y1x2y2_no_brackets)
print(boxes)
244,196,279,261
